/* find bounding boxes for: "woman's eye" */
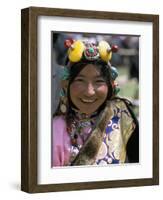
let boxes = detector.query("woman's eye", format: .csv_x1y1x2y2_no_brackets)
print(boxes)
74,78,84,82
95,79,105,83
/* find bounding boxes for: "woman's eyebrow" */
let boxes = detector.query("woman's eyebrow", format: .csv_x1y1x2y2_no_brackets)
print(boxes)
76,74,103,78
75,74,85,78
95,76,104,79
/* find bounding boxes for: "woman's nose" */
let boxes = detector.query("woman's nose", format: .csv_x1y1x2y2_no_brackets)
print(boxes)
85,83,95,96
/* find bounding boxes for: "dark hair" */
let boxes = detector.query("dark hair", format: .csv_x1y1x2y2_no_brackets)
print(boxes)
67,59,113,112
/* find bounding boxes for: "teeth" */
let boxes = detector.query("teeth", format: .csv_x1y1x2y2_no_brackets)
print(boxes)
81,99,96,103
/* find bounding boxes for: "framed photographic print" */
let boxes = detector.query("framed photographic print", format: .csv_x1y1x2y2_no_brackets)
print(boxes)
21,7,159,193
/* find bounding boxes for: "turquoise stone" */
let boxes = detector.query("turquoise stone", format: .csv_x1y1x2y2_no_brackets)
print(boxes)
111,66,118,80
88,47,94,53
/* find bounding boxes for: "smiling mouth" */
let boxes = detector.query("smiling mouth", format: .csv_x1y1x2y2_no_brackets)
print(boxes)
80,98,97,103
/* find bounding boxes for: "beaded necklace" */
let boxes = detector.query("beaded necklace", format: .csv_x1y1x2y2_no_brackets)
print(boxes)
67,108,99,163
67,110,98,146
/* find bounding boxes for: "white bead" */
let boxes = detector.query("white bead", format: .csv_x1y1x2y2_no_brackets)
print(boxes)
60,104,67,113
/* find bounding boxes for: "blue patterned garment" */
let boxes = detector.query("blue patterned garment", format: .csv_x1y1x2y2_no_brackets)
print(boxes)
95,107,131,165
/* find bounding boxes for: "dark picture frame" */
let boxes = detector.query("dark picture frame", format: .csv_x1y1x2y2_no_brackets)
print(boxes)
21,6,159,193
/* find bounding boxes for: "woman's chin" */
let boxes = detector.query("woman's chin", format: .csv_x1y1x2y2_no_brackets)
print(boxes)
78,108,98,115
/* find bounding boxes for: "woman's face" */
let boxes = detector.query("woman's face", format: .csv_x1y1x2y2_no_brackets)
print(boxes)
70,64,108,115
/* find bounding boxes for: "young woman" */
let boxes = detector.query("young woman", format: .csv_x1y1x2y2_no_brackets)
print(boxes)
52,39,139,167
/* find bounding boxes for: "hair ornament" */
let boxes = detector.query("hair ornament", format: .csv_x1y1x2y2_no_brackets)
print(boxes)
67,40,85,62
110,66,119,80
64,38,75,48
59,66,70,80
64,39,118,63
83,42,99,61
59,87,68,114
60,38,120,96
98,40,112,62
112,81,120,95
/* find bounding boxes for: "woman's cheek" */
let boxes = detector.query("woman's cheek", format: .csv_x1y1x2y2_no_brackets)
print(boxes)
97,85,108,96
70,83,84,96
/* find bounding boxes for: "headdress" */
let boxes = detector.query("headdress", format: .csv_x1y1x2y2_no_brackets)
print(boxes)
58,39,120,114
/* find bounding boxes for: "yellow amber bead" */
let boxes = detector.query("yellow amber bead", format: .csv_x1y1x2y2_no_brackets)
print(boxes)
98,41,112,62
68,40,85,62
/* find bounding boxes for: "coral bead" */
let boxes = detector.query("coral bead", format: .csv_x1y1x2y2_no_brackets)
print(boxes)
111,45,119,53
64,39,74,48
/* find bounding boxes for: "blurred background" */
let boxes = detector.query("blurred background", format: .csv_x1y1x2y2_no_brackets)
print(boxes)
52,32,139,119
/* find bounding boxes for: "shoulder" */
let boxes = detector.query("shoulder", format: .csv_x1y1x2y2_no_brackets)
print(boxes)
107,97,137,120
110,97,135,122
110,97,138,124
53,115,67,128
53,115,65,122
110,97,132,110
107,97,137,132
104,98,132,119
